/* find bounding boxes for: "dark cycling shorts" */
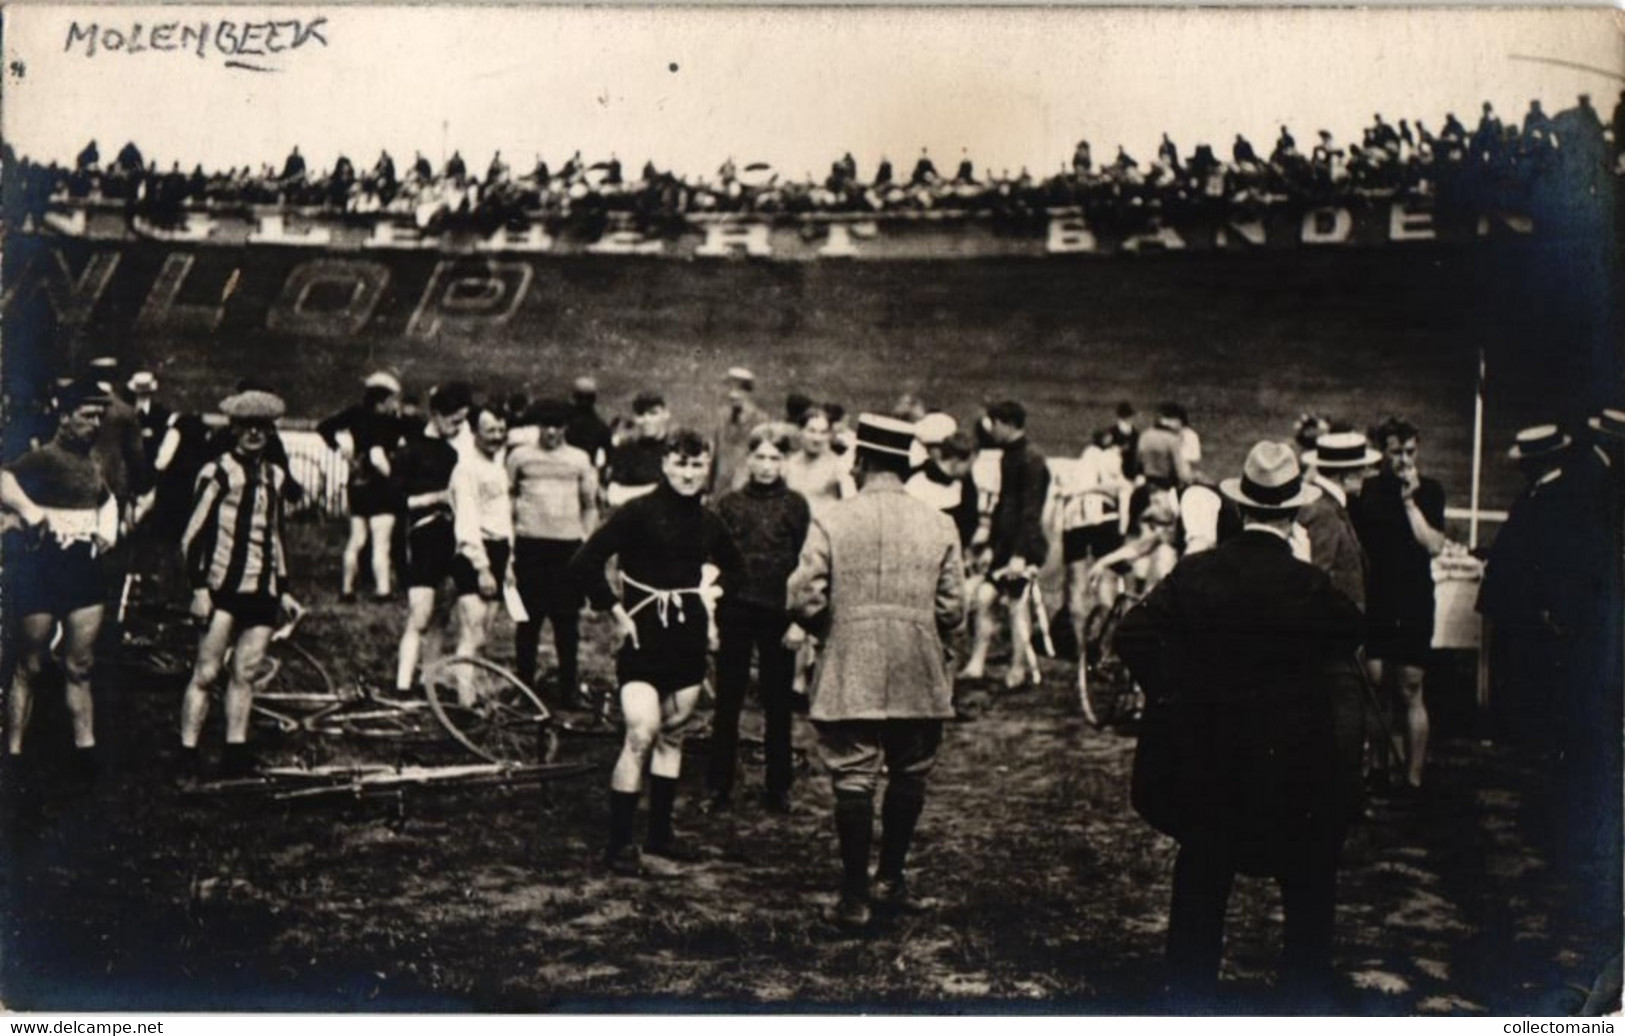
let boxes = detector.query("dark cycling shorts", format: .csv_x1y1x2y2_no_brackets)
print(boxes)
1365,615,1434,668
405,520,456,589
1063,523,1125,564
212,591,281,630
7,540,104,618
451,540,511,599
348,479,402,519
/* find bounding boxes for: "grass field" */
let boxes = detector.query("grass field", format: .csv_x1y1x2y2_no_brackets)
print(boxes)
0,521,1619,1013
2,226,1621,1012
8,232,1622,522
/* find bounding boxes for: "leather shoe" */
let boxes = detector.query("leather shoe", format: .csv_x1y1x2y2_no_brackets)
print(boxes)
821,895,872,931
872,875,928,914
603,844,644,877
643,837,703,863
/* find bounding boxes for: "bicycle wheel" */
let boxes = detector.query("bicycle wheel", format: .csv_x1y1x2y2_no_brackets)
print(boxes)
1080,601,1131,728
422,655,556,764
254,641,338,706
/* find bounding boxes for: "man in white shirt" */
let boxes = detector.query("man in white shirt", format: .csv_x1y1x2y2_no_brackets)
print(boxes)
449,406,515,689
1059,428,1132,696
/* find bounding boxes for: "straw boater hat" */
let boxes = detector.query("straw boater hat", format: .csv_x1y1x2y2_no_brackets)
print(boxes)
1587,408,1625,441
1301,430,1381,470
1507,424,1571,460
220,390,286,422
854,413,916,460
914,412,959,448
364,371,402,395
127,371,159,395
726,366,756,389
1220,440,1322,511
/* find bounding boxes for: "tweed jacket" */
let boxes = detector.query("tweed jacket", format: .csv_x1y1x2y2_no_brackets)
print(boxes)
1295,476,1369,612
787,480,965,721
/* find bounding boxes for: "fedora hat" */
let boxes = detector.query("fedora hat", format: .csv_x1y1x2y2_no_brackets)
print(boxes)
1302,430,1381,470
1221,440,1321,511
1507,424,1571,460
1587,408,1625,441
854,413,916,459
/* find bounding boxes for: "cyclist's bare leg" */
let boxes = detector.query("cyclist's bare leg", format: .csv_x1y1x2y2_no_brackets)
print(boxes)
1067,559,1092,689
1397,664,1428,788
651,684,703,779
1006,588,1035,688
341,516,369,597
395,586,438,693
7,613,55,755
1362,656,1390,781
60,604,104,749
960,578,997,679
224,625,273,744
452,593,490,706
180,610,236,748
367,514,396,597
612,682,663,792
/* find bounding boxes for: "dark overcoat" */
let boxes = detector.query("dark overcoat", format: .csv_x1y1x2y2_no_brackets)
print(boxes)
1116,529,1364,871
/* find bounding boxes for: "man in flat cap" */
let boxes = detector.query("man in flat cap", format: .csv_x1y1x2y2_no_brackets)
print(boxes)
711,367,769,495
178,390,304,781
788,414,965,930
1117,441,1364,1008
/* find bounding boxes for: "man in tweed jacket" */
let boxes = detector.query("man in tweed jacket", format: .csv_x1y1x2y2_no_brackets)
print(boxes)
788,413,965,930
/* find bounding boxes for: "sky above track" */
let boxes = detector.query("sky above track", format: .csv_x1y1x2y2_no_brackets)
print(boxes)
4,6,1620,180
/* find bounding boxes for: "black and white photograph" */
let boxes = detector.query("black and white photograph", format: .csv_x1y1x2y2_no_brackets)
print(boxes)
0,2,1621,1017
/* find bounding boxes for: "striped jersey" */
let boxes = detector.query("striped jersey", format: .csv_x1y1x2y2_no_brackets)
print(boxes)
182,453,292,595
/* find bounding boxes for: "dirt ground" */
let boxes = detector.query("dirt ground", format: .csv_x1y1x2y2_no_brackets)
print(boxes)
1,526,1620,1014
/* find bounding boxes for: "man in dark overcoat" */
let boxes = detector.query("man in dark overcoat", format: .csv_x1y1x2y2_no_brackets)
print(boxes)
1116,440,1365,1007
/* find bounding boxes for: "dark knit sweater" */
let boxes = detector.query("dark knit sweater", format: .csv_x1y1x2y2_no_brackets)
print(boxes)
711,479,812,611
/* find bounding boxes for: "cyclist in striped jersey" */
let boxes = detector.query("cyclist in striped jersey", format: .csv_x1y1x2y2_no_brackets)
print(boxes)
177,390,304,781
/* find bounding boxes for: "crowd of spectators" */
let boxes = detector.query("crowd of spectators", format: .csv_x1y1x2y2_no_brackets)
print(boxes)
4,93,1620,237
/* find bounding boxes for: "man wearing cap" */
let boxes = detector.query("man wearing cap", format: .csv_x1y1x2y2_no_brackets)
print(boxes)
565,376,613,480
788,414,965,930
318,372,409,602
1349,418,1446,796
3,380,118,782
1116,441,1364,1006
179,390,304,781
126,372,172,472
392,384,469,697
906,417,980,550
508,399,599,705
1479,423,1620,965
606,391,672,507
962,400,1049,689
1297,429,1378,611
711,367,770,494
87,356,150,522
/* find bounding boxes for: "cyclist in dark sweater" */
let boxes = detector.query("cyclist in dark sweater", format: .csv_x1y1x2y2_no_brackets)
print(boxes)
706,423,811,814
3,380,117,778
569,431,744,875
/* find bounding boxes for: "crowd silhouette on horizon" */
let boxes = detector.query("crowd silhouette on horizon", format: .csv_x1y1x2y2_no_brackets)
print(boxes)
4,93,1620,238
